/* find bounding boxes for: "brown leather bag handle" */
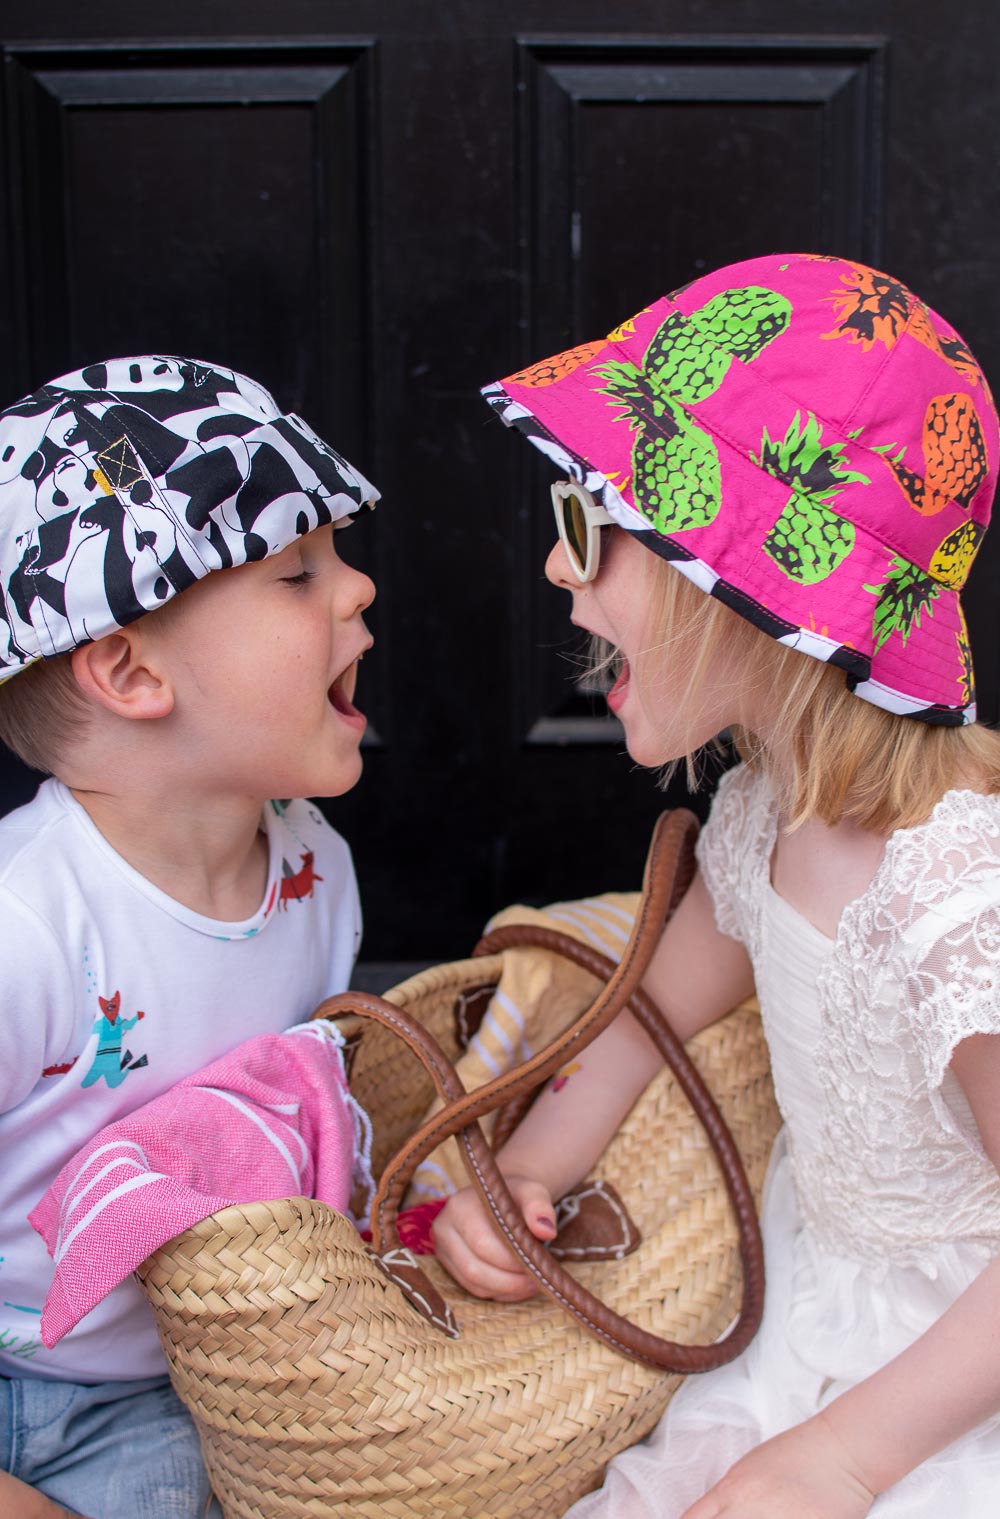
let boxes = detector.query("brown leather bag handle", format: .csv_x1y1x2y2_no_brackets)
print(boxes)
314,809,766,1372
368,808,695,1227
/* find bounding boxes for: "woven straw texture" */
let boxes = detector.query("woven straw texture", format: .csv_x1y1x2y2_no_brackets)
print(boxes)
138,954,779,1519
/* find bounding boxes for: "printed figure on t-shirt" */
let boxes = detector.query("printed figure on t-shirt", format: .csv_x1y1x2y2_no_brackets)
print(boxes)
79,992,147,1089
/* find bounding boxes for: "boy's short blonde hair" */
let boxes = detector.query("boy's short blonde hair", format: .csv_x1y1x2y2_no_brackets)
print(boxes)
634,553,1000,834
0,587,195,778
0,654,90,777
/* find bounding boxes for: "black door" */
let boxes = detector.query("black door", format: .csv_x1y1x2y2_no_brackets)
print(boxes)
2,2,998,977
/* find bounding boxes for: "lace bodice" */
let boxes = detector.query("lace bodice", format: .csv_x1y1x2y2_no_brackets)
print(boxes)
697,765,1000,1271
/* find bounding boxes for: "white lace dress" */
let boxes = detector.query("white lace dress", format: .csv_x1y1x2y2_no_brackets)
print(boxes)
567,763,1000,1518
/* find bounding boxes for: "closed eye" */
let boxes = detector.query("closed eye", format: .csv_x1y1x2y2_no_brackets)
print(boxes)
281,569,317,588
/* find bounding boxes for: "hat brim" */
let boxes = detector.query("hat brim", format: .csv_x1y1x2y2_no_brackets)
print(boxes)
483,338,976,728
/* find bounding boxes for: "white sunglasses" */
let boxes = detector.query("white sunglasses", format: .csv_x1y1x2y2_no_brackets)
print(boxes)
550,479,615,582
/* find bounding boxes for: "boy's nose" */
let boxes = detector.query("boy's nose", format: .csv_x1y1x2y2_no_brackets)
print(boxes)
345,565,376,614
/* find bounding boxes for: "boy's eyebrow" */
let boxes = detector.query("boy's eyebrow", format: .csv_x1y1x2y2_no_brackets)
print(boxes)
268,540,306,573
292,528,332,565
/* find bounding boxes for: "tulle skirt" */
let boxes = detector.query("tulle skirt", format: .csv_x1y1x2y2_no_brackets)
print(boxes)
564,1130,1000,1517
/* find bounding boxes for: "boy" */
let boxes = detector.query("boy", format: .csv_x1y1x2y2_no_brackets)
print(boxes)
0,357,377,1517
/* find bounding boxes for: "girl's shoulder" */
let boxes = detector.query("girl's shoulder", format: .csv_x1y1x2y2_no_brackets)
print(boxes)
694,764,775,942
877,787,1000,933
698,762,774,861
867,791,1000,1120
887,788,1000,888
841,792,1000,1013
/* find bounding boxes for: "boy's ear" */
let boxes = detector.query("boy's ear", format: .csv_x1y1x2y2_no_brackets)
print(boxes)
70,631,175,720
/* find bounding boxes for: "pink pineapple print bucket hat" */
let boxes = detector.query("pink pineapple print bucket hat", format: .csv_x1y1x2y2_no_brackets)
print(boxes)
482,253,998,725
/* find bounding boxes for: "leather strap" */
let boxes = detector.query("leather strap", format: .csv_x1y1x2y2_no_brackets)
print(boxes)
313,809,766,1372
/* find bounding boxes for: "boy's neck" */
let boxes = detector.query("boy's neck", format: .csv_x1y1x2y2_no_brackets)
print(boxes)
66,783,271,923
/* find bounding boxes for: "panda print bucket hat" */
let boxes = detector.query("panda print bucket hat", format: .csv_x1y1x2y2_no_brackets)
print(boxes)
0,356,378,684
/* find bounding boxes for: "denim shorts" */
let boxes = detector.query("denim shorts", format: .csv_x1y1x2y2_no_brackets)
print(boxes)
0,1371,223,1518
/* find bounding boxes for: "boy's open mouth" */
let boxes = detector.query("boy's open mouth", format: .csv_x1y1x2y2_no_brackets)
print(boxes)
328,660,366,727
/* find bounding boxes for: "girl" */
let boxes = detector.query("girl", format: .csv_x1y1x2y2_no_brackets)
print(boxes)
434,253,1000,1516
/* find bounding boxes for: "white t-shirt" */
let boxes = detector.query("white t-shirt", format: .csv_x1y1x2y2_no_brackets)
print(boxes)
0,779,361,1383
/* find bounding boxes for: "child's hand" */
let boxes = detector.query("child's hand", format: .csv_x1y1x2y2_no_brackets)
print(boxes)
0,1471,91,1518
432,1175,557,1301
680,1414,876,1519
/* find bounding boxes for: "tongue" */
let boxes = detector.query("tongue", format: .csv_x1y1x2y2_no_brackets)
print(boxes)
329,680,360,718
608,661,630,700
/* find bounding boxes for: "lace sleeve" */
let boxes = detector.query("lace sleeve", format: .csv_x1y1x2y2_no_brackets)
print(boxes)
694,763,772,947
902,895,1000,1155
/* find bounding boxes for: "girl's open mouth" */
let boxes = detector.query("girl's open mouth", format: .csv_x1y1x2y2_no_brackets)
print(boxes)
606,657,630,714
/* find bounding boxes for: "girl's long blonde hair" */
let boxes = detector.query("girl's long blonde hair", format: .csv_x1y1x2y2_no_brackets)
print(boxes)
626,550,1000,834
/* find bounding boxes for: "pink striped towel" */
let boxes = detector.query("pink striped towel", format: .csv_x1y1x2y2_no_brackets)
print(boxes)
29,1020,370,1348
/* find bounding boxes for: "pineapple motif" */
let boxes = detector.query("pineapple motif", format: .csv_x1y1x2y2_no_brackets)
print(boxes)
883,394,988,516
957,605,975,706
939,336,986,389
824,265,911,350
509,339,605,388
596,286,791,532
606,314,646,343
758,412,870,584
598,366,719,531
923,394,988,507
864,557,941,651
824,266,986,387
929,519,985,589
644,288,791,403
907,303,981,382
884,458,945,517
511,313,654,386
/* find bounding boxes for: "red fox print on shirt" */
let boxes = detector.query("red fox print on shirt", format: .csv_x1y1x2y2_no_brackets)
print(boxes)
278,851,324,909
80,991,149,1089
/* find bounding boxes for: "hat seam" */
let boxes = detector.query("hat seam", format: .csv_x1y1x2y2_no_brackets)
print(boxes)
497,390,965,670
29,591,58,661
835,296,981,545
839,293,959,440
644,511,967,714
705,401,968,592
529,367,967,590
598,293,986,578
493,399,972,720
620,291,905,484
84,406,212,592
118,431,211,590
667,426,965,655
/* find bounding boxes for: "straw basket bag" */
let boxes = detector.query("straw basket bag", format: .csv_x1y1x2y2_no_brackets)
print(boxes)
138,812,780,1519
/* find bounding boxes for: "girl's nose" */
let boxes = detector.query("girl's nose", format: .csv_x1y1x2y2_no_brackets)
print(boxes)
544,537,577,590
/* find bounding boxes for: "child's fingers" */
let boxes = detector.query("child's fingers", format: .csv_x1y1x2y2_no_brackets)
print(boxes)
435,1203,527,1274
432,1179,560,1300
504,1177,557,1240
433,1224,540,1301
525,1201,558,1240
433,1192,544,1300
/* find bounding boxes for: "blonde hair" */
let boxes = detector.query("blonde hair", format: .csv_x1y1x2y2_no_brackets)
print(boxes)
0,653,90,776
0,591,193,777
626,551,1000,834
